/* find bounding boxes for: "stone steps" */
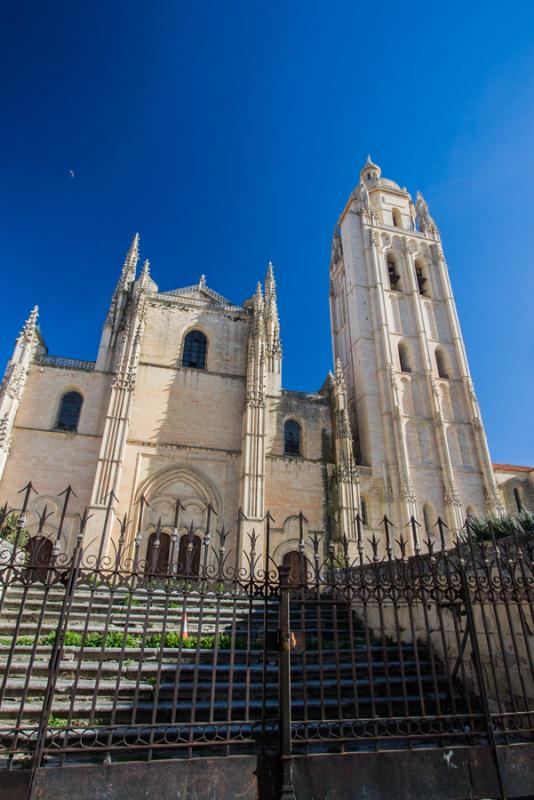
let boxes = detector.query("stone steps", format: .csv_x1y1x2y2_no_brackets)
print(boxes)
0,655,428,678
0,583,461,741
0,689,451,725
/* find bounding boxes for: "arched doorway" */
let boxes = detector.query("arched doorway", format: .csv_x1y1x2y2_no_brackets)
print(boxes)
25,536,53,581
282,550,309,586
177,534,201,577
145,531,171,577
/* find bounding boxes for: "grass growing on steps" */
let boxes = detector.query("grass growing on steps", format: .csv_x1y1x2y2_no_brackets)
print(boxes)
29,630,264,650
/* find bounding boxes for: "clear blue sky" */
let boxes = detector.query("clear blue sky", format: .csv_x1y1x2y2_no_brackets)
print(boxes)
1,1,533,465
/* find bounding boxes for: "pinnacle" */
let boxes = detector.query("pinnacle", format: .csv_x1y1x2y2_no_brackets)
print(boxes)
253,282,264,318
265,261,276,296
21,305,39,337
119,232,141,288
126,232,140,260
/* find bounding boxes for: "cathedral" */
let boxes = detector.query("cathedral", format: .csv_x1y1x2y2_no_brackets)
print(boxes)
0,157,532,567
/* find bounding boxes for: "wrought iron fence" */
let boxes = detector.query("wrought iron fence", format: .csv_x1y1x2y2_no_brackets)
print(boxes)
0,487,533,800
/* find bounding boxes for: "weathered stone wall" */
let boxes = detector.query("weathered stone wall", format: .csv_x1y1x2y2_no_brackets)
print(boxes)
494,465,534,515
1,364,111,514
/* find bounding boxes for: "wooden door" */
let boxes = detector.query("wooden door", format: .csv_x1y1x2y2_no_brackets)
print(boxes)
25,536,53,582
282,550,308,586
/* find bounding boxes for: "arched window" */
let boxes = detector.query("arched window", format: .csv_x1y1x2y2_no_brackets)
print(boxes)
284,419,301,456
360,497,368,526
514,487,523,513
55,390,83,432
398,342,412,373
435,347,449,379
392,208,402,228
414,259,429,297
387,255,401,291
182,330,207,369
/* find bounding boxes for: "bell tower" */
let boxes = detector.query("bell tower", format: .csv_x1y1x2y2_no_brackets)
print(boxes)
330,157,503,543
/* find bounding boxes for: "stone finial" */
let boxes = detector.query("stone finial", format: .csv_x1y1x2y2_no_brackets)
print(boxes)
138,259,151,291
264,262,278,317
265,261,276,295
251,282,265,339
254,281,263,306
127,232,140,260
20,306,39,341
415,192,437,235
199,274,207,290
122,233,140,283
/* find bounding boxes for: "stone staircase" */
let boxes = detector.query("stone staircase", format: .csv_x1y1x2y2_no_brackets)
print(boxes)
0,581,468,761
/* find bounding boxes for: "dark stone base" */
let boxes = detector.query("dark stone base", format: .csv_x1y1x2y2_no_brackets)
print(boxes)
291,744,534,800
3,744,534,800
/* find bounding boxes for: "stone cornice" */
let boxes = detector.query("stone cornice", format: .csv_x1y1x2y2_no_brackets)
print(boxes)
138,360,247,382
266,453,332,466
127,438,242,457
149,293,249,319
12,425,102,439
280,389,329,405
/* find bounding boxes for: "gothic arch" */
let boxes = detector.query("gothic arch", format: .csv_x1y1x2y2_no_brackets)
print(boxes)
272,538,316,570
133,464,221,532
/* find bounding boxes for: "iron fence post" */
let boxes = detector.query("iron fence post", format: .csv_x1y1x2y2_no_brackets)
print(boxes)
279,564,295,800
27,536,83,799
458,548,505,800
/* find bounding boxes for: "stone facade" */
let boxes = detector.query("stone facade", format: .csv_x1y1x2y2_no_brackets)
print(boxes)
0,159,530,565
